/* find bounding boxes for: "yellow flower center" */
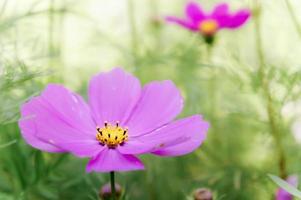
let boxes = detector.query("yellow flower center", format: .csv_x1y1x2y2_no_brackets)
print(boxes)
96,122,128,149
199,19,218,35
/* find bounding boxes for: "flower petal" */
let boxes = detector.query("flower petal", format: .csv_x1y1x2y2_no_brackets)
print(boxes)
19,99,63,153
212,3,229,17
117,140,155,155
126,80,183,136
86,149,145,172
211,3,230,28
227,9,251,28
19,85,101,157
185,1,206,24
41,84,95,132
166,16,198,31
147,115,209,157
56,140,103,158
88,68,141,126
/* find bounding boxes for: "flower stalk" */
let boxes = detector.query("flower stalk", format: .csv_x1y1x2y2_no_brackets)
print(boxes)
127,0,138,65
206,44,216,119
48,0,55,67
285,0,301,40
253,0,287,179
110,171,116,200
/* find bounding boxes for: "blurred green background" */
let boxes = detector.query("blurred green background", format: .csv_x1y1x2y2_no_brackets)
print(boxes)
1,0,301,199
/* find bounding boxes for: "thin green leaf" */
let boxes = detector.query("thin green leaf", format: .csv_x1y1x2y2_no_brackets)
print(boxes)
268,174,301,198
0,140,17,149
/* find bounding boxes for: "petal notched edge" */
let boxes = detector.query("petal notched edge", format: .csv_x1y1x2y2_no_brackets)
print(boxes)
185,1,206,23
126,80,183,137
88,68,141,126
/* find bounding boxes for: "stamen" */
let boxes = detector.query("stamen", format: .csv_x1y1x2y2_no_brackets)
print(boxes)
96,121,129,148
199,19,218,35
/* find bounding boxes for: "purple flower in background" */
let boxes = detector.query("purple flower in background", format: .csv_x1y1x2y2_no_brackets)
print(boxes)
166,1,251,38
276,175,298,200
18,68,209,172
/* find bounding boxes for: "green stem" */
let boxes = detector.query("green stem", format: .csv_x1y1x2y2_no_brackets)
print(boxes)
57,0,65,63
202,41,216,120
127,0,138,65
48,0,54,53
48,0,55,68
148,0,161,48
110,171,116,200
253,1,287,178
205,41,223,150
285,0,301,40
207,44,216,118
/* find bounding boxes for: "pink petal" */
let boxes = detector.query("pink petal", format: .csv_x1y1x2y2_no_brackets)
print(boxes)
19,85,101,157
56,140,104,158
211,3,229,17
185,1,206,23
148,115,209,157
19,99,63,152
227,9,251,28
126,80,183,136
86,148,145,172
41,84,95,131
117,140,155,155
166,16,198,31
88,68,141,126
211,3,230,28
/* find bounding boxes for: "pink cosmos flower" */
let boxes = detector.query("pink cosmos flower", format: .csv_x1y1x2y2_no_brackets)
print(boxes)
166,1,251,37
18,68,209,172
276,175,298,200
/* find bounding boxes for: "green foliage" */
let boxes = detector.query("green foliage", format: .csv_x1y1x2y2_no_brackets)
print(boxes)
0,62,42,124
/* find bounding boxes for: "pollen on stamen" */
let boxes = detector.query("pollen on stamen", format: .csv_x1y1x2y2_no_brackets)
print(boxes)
199,19,218,36
96,121,129,148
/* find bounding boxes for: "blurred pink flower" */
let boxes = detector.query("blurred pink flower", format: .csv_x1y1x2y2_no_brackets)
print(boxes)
166,1,251,37
18,68,209,173
276,175,298,200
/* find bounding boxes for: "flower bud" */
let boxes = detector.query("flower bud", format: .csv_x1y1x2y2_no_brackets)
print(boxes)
193,188,213,200
99,182,122,200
